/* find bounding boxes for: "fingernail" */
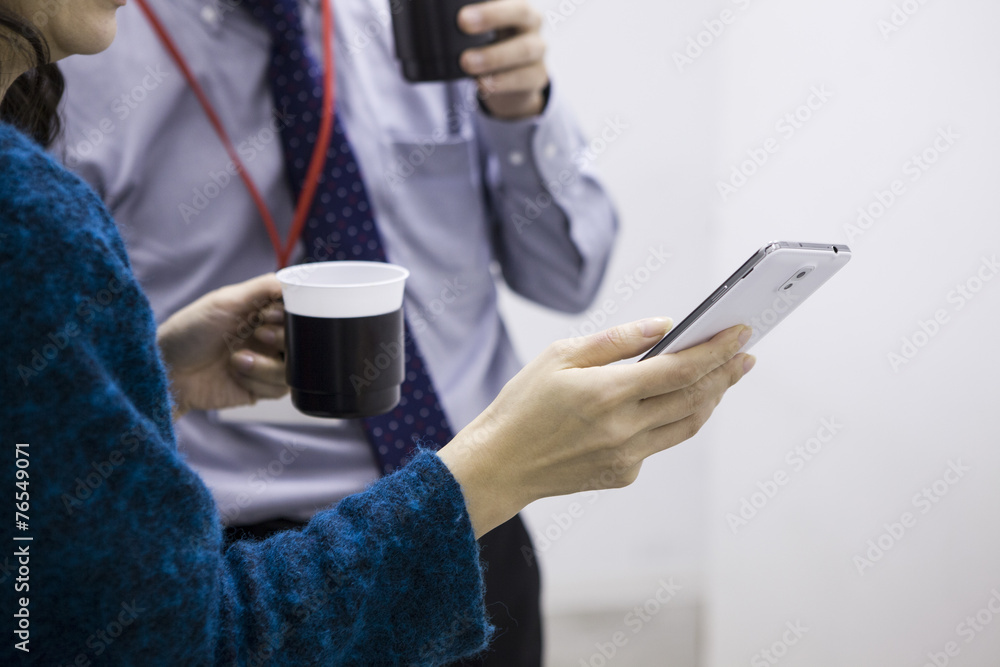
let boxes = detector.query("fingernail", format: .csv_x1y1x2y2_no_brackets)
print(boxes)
639,317,673,338
263,306,285,324
743,355,757,374
233,352,254,373
460,7,482,31
257,327,277,345
464,51,484,71
738,326,753,348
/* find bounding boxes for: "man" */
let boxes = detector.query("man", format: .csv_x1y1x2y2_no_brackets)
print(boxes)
58,0,617,662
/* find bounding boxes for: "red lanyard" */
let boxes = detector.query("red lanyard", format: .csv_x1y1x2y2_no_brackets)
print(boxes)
135,0,336,269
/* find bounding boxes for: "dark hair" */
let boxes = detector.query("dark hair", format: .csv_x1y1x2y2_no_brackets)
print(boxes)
0,8,64,147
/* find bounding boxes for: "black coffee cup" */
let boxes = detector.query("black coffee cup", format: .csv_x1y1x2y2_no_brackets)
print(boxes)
391,0,497,82
276,262,410,419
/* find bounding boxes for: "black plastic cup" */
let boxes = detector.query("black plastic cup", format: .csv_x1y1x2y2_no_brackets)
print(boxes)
391,0,498,82
276,262,410,419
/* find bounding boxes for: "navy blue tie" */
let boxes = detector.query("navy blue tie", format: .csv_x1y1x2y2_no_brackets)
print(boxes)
245,0,454,473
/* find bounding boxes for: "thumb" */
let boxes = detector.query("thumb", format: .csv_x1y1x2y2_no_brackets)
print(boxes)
560,317,673,368
236,273,282,301
219,273,283,311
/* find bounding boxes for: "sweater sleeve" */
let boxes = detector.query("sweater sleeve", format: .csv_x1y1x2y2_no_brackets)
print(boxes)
0,126,490,666
215,453,492,666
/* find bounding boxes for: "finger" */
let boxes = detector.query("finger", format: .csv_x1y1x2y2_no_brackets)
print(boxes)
238,272,283,301
634,353,754,431
550,318,673,369
461,32,546,77
231,350,287,387
631,382,737,460
638,411,712,460
259,303,285,325
621,325,752,399
220,273,284,315
458,0,541,36
476,64,549,97
239,378,290,401
253,324,285,350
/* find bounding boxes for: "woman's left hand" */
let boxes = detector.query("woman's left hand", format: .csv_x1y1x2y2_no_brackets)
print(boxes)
157,274,288,418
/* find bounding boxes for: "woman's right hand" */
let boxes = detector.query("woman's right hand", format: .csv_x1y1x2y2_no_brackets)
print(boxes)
437,318,755,538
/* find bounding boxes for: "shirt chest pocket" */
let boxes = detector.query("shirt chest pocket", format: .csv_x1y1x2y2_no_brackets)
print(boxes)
378,134,494,273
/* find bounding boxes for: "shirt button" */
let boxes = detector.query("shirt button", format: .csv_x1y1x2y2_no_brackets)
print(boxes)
200,5,219,25
508,151,525,166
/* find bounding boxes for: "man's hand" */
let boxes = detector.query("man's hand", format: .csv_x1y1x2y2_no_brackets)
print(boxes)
458,0,550,120
157,274,288,419
439,319,756,538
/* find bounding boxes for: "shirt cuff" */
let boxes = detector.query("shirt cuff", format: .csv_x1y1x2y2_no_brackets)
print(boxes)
474,81,587,198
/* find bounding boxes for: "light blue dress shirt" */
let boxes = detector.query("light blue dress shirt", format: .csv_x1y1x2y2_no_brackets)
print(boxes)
57,0,618,524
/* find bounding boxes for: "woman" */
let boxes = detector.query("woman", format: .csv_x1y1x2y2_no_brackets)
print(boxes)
0,0,754,664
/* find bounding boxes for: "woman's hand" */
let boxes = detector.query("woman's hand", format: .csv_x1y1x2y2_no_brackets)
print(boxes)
157,274,288,419
437,318,755,538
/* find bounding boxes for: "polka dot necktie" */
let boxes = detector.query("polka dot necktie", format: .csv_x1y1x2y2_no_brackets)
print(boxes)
244,0,454,473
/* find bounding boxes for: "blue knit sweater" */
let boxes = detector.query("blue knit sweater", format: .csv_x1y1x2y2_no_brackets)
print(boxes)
0,122,490,665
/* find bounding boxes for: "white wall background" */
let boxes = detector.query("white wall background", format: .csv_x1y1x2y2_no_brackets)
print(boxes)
500,0,1000,664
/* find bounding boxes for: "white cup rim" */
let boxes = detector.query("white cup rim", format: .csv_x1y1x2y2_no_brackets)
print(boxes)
276,261,410,289
276,261,410,318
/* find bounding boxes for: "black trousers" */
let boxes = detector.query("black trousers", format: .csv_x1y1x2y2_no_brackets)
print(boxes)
224,513,542,666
